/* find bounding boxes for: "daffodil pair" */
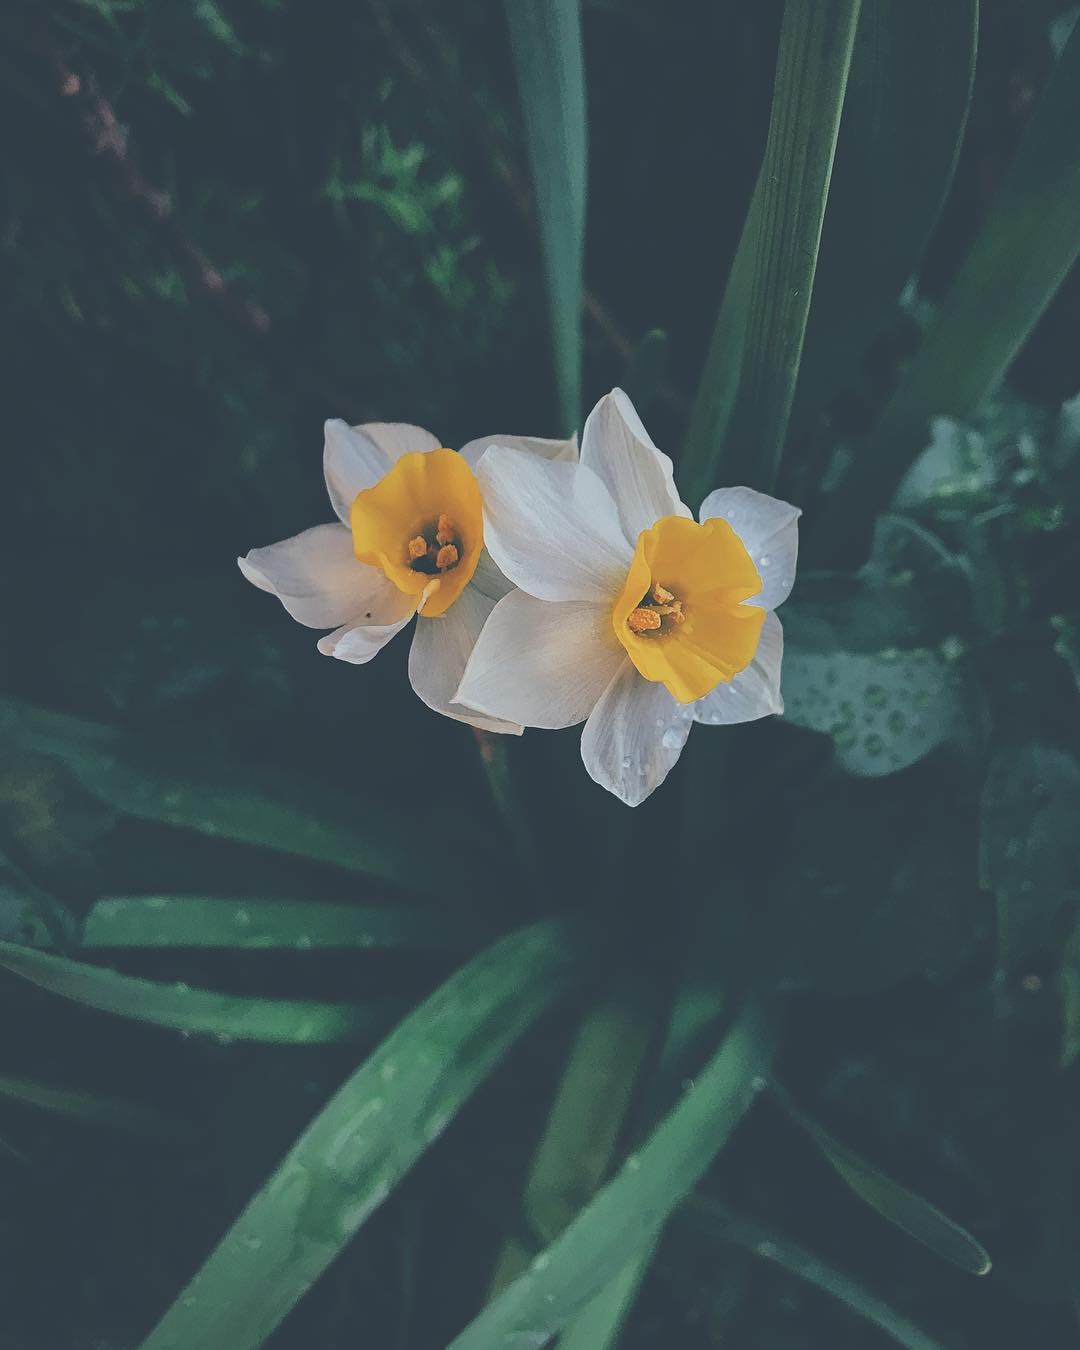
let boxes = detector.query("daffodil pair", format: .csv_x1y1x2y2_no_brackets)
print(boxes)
239,390,799,805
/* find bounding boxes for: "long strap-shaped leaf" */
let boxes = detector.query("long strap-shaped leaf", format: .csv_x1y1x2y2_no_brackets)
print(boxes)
82,895,483,951
0,696,494,895
682,1199,949,1350
0,941,390,1044
447,998,776,1349
504,0,586,435
138,920,580,1350
815,20,1080,564
790,0,978,438
773,1084,991,1275
681,0,862,502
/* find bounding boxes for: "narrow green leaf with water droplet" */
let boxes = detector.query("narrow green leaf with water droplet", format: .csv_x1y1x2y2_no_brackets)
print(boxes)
82,895,482,952
447,998,776,1349
772,1084,991,1275
138,920,581,1350
0,696,497,895
0,941,389,1044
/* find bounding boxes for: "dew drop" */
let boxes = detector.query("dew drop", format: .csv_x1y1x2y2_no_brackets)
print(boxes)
621,756,632,769
661,729,682,751
758,554,771,568
864,683,887,708
864,733,884,756
296,934,313,950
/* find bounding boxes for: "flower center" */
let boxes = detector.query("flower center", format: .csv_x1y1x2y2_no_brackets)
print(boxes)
626,582,685,635
407,512,461,575
349,448,483,618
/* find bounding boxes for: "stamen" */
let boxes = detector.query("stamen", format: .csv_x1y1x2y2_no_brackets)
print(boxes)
436,543,459,571
408,536,429,561
626,582,685,635
628,607,662,633
435,513,455,546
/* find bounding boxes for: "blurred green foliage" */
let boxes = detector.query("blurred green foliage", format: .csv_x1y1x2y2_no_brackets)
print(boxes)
1,1,1080,1348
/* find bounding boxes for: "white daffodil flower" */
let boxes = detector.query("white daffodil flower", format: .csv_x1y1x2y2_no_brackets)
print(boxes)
239,420,577,734
455,389,799,804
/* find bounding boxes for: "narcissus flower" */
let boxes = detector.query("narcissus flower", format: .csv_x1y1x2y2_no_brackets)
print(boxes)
239,420,576,733
456,390,799,804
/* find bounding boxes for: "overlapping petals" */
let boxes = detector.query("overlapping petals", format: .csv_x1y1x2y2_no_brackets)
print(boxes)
457,388,799,805
240,419,575,736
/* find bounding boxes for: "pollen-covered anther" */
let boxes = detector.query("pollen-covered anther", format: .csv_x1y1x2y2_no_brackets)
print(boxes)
436,543,459,571
627,607,662,633
651,583,675,605
435,513,455,546
408,535,428,561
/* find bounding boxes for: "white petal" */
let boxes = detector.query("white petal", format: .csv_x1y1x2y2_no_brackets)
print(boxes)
477,448,633,603
459,432,578,470
693,611,785,725
408,586,522,734
323,419,440,523
698,486,800,609
581,664,694,807
238,523,393,629
317,607,414,664
456,591,625,729
469,548,515,604
580,388,691,542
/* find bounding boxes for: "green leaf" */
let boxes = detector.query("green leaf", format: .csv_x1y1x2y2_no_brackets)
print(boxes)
773,1085,991,1275
681,0,863,502
683,1199,949,1350
620,329,669,421
487,986,659,1294
0,1072,165,1132
138,920,580,1350
447,999,776,1349
816,20,1080,562
0,696,494,895
82,895,481,952
782,643,963,775
556,1247,655,1350
790,0,978,436
505,0,586,435
0,941,389,1044
979,743,1080,980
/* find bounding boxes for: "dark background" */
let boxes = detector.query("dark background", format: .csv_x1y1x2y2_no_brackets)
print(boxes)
2,1,1080,1347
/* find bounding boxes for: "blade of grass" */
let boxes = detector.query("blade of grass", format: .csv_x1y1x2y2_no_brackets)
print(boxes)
82,895,481,952
790,0,978,437
504,0,586,434
0,696,494,895
682,1198,949,1350
0,1071,165,1131
681,0,862,502
447,997,776,1349
772,1083,991,1275
815,19,1080,564
486,984,659,1295
138,920,581,1350
0,941,391,1044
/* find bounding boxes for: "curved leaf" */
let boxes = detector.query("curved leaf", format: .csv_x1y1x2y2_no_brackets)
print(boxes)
447,999,776,1349
0,941,388,1044
0,696,494,895
816,19,1080,561
138,920,581,1350
773,1085,991,1275
684,1198,949,1350
82,895,480,952
0,1072,165,1131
